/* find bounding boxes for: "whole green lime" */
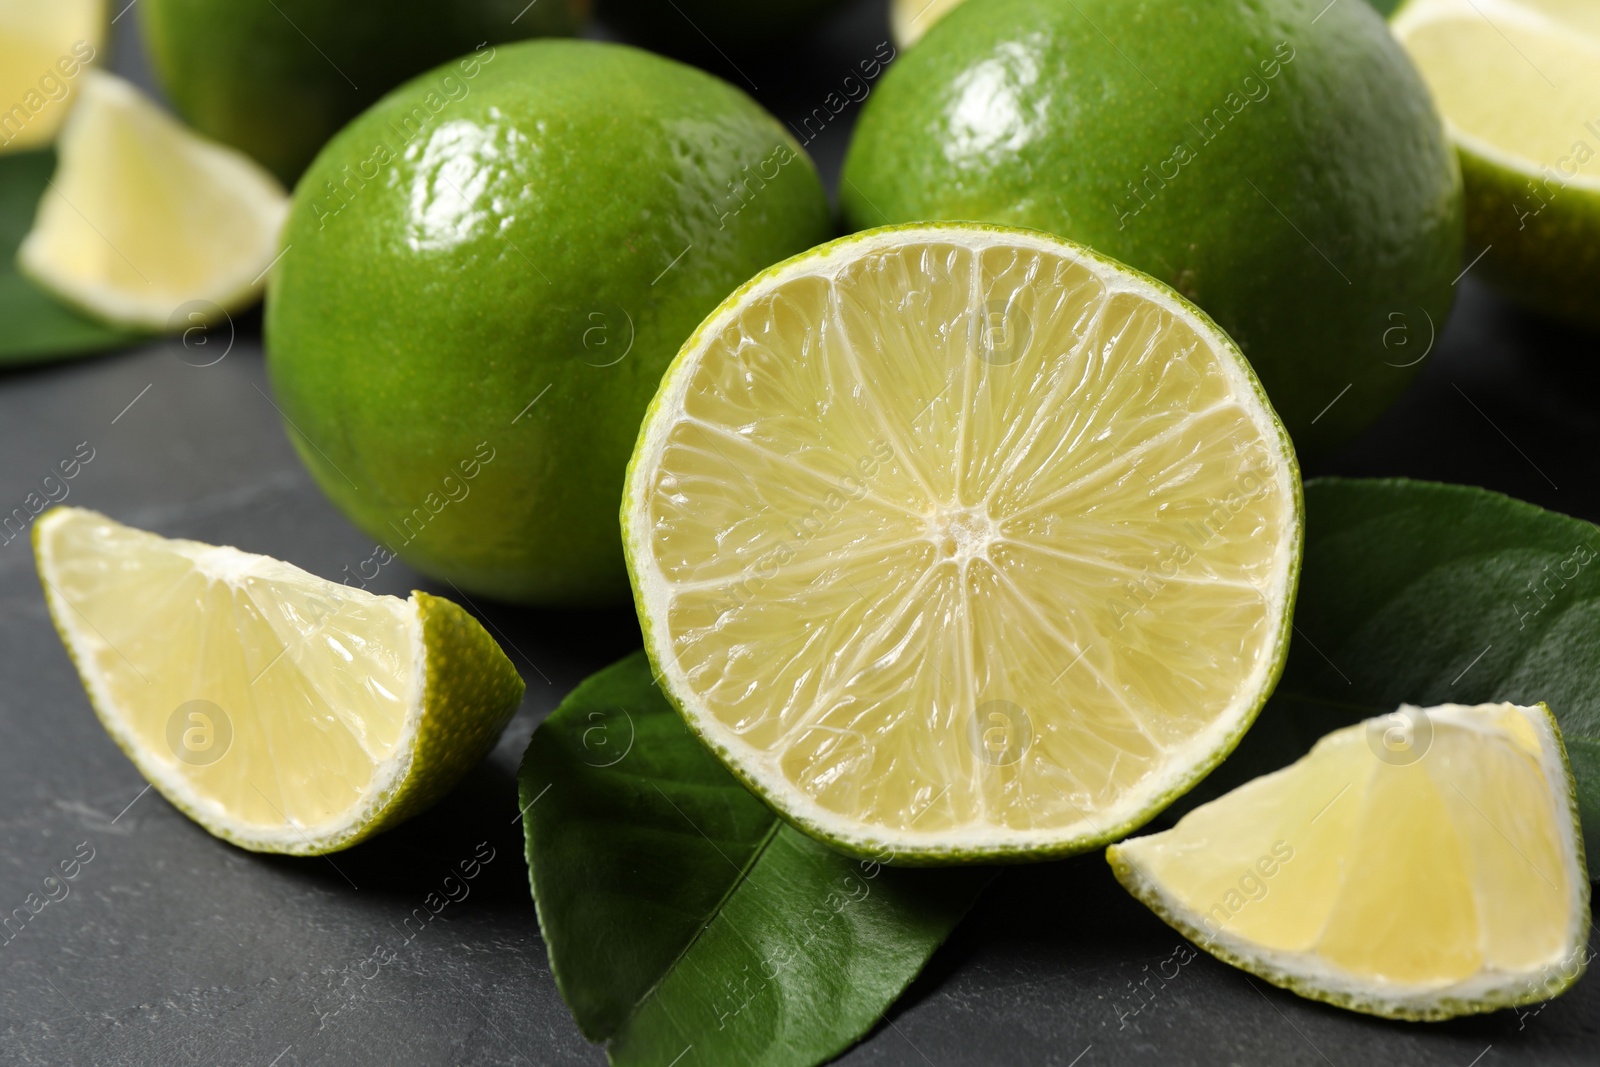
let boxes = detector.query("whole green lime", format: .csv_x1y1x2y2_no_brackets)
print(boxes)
841,0,1464,456
598,0,847,47
265,40,832,606
140,0,588,183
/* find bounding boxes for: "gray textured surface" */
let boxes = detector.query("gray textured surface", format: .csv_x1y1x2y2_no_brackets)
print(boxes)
2,1,1597,1064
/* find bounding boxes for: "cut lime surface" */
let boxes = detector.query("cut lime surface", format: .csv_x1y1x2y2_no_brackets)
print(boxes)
1110,702,1591,1020
1393,0,1600,330
35,507,523,854
623,223,1302,862
18,70,287,331
0,0,105,154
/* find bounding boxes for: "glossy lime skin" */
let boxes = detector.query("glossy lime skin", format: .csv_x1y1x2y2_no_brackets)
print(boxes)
140,0,588,183
598,0,848,46
266,40,832,606
842,0,1464,457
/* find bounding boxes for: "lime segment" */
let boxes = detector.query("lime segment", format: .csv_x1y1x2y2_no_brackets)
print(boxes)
1110,702,1590,1020
1393,0,1600,328
18,70,287,331
35,506,523,854
1395,0,1600,175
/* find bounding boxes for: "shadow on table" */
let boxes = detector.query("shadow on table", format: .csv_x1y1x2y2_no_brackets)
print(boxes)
882,848,1580,1053
243,760,530,913
247,599,641,916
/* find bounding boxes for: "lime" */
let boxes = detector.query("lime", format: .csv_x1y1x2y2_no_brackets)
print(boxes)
1393,0,1600,331
139,0,588,183
598,0,847,48
841,0,1464,457
0,0,105,154
623,223,1302,863
266,40,832,607
1110,702,1590,1020
890,0,964,47
17,71,288,332
34,507,524,855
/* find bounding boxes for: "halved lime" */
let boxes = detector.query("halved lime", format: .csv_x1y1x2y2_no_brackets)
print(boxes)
35,506,523,854
622,223,1302,862
1110,702,1591,1020
18,70,287,331
1393,0,1600,329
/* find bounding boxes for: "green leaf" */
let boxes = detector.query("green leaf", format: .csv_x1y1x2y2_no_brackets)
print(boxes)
0,149,143,365
1182,477,1600,863
519,652,992,1067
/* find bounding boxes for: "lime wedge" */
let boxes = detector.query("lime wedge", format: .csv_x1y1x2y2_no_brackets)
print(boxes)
17,70,287,331
1109,702,1591,1020
622,223,1302,862
1393,0,1600,329
0,0,105,154
35,506,524,854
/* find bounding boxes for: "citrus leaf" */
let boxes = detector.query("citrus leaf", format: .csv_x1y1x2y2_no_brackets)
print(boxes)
519,652,992,1066
0,149,143,364
1186,477,1600,864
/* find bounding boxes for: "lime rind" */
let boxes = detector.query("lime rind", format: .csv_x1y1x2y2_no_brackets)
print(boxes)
622,221,1303,864
1108,702,1591,1021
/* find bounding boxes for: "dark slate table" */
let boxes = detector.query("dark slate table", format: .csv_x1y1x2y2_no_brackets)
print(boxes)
1,2,1594,1064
